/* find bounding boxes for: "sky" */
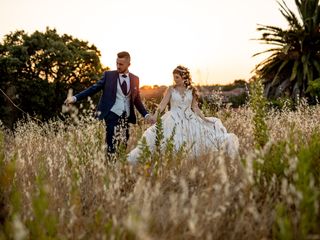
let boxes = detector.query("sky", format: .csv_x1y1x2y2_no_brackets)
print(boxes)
0,0,298,86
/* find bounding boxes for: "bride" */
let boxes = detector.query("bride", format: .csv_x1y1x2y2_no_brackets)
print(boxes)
127,65,239,163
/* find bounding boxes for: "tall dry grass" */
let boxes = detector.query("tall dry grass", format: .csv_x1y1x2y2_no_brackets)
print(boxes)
0,101,320,239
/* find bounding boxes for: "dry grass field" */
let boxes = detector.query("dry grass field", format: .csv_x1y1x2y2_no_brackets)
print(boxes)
0,99,320,240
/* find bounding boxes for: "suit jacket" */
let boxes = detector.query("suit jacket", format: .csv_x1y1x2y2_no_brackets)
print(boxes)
74,70,148,124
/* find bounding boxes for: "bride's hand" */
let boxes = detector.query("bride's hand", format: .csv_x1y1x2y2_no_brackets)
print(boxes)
145,114,155,124
150,114,157,124
145,114,156,124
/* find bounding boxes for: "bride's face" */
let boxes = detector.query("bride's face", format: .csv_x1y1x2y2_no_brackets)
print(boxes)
173,73,184,86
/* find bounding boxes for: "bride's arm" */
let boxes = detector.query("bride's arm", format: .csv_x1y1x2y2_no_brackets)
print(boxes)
153,86,172,118
191,97,212,123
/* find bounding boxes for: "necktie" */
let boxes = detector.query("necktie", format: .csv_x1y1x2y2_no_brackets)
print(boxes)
121,79,127,95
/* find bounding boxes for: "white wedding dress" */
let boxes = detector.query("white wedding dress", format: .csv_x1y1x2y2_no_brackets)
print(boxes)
127,88,239,163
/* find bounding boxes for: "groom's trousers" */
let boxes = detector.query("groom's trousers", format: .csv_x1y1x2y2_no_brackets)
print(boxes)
104,111,129,155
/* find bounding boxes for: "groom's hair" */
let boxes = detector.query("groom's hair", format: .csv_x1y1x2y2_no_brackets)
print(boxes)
117,51,131,62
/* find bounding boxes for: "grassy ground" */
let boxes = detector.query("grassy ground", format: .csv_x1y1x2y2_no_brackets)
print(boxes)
0,102,319,239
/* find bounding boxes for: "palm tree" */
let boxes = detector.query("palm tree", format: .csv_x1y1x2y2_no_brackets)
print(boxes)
254,0,320,101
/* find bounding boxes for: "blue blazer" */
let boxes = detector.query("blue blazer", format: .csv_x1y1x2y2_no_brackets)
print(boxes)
74,70,148,124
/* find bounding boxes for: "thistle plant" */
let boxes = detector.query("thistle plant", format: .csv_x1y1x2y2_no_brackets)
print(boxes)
249,78,269,148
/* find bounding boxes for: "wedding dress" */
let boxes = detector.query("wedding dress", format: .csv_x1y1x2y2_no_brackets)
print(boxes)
127,88,239,163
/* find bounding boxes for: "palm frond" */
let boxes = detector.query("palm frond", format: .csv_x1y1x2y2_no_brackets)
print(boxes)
272,59,290,85
256,24,284,33
278,0,303,29
256,36,287,45
254,0,320,100
252,48,283,57
256,53,281,69
258,59,283,80
302,53,312,81
312,59,320,74
290,60,300,80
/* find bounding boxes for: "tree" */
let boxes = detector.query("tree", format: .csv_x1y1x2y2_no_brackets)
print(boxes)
254,0,320,102
0,28,107,128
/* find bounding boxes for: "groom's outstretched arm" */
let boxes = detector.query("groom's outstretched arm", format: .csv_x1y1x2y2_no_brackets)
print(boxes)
74,72,107,102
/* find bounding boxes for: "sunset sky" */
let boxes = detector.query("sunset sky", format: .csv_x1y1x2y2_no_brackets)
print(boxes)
0,0,298,86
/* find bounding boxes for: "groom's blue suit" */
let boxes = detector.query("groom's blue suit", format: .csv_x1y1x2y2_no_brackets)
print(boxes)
74,70,148,123
74,70,148,154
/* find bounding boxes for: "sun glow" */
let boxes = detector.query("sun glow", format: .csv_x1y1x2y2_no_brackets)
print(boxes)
0,0,297,86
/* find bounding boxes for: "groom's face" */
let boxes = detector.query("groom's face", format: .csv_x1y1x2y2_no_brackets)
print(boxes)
117,57,130,73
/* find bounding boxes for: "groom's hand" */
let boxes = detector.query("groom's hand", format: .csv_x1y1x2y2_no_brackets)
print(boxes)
145,114,155,124
64,96,76,106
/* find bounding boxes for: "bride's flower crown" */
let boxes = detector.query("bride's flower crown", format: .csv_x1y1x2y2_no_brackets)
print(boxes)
175,65,189,74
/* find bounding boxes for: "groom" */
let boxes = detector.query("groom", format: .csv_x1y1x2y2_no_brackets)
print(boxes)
64,51,152,156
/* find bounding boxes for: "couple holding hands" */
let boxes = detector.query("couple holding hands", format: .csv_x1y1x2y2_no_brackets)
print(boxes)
64,51,239,163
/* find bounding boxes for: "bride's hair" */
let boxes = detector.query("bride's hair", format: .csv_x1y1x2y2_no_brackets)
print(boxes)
173,65,199,100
